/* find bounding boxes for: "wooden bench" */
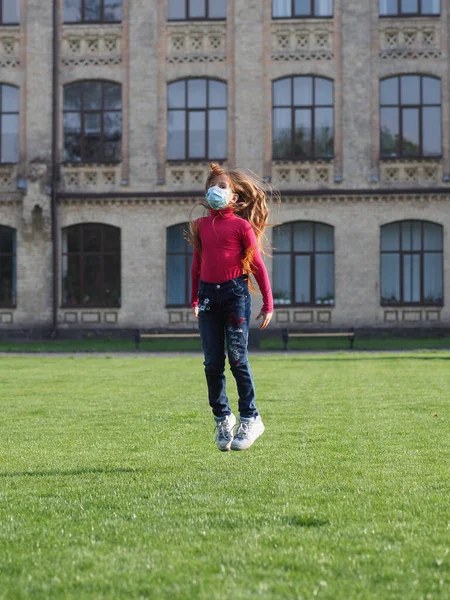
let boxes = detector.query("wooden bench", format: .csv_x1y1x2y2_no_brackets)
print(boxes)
281,328,355,350
134,330,200,351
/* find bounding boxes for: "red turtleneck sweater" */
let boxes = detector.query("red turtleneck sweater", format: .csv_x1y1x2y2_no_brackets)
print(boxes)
190,207,273,313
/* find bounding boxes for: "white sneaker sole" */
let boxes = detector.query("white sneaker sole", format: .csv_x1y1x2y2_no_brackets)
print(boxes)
230,422,265,451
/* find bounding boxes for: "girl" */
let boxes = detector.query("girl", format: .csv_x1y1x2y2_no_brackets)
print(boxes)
189,163,274,452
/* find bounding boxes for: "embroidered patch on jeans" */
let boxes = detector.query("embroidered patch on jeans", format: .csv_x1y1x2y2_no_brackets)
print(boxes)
228,312,245,366
199,298,211,312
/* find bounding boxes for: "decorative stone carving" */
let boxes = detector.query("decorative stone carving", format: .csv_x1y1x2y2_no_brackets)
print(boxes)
271,21,333,61
166,22,226,64
61,26,122,67
272,161,333,187
60,164,121,191
0,29,20,67
0,164,16,190
380,160,442,185
379,20,440,59
22,160,51,238
167,162,217,188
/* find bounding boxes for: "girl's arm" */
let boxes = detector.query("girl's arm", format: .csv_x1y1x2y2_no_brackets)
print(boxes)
190,248,201,311
241,223,273,315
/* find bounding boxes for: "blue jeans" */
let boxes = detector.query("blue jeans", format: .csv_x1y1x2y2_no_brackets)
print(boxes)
197,275,258,420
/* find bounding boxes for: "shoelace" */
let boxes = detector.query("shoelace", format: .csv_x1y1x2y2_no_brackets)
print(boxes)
215,420,233,442
234,421,251,440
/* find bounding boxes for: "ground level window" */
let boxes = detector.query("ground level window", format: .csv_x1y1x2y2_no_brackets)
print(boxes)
166,223,193,306
0,225,16,307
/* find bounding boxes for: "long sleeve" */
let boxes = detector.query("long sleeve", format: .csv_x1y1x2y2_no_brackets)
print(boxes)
241,224,273,313
190,248,201,307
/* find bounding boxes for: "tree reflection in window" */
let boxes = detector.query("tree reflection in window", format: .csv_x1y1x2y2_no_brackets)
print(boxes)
64,0,121,23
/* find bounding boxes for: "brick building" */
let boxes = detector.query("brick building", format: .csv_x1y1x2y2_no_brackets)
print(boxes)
0,0,449,334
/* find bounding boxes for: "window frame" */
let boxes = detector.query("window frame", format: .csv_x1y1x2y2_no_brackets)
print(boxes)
0,0,20,25
272,75,334,161
63,0,122,24
380,75,442,160
272,221,335,307
63,80,122,164
166,223,193,308
380,220,443,307
0,225,16,308
61,223,121,308
272,0,333,18
379,0,440,17
167,77,227,162
0,84,19,164
167,0,227,21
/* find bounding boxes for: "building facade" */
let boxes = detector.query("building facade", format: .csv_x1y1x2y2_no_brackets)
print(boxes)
0,0,449,334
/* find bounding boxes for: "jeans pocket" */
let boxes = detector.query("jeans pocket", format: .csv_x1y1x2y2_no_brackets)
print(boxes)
232,282,247,297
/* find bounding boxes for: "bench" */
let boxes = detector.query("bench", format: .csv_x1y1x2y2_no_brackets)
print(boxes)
281,328,355,350
134,330,200,351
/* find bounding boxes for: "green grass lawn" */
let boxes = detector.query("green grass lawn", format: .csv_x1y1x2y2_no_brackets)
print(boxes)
1,352,449,599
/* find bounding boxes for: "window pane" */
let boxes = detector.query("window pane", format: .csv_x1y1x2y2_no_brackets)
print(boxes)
293,77,312,107
381,253,400,303
189,0,205,18
209,81,226,108
168,0,186,19
3,0,20,23
380,78,399,105
294,0,312,16
0,226,14,253
167,224,186,252
104,0,122,21
1,115,19,162
401,0,418,12
103,112,122,160
315,224,333,251
167,255,186,305
188,111,205,158
168,110,186,160
379,0,398,14
314,107,333,157
103,254,120,305
315,0,333,16
295,255,311,303
84,82,102,110
84,112,102,160
294,109,312,157
403,254,420,303
401,221,421,251
208,109,227,158
66,226,80,253
209,0,227,18
315,78,333,106
273,225,290,252
422,77,440,105
104,226,120,252
273,0,291,17
293,222,313,252
168,81,186,109
315,254,334,303
421,0,440,14
63,113,81,162
64,0,81,22
273,78,292,107
64,84,81,111
85,0,101,21
380,107,399,156
63,255,81,305
2,86,19,112
103,83,121,110
273,254,291,303
188,79,207,108
82,224,102,252
273,108,292,159
424,254,442,304
423,107,441,156
402,108,419,156
83,256,101,304
0,255,14,305
381,223,400,251
401,76,420,105
423,223,442,251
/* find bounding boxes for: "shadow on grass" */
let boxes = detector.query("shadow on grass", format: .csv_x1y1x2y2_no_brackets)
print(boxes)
282,516,329,528
0,466,142,478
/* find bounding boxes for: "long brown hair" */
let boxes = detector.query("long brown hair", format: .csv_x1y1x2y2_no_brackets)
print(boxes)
188,163,278,288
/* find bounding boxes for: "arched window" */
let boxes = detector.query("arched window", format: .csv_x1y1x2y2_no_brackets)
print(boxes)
381,220,442,306
168,0,226,20
0,84,19,163
273,222,334,306
167,78,227,161
380,75,441,158
64,0,121,23
62,224,121,307
166,223,193,306
1,1,19,24
63,81,122,163
273,0,332,18
273,76,334,160
379,0,439,16
0,225,16,307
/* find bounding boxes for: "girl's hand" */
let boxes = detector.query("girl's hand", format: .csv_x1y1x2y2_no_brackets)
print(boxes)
256,311,273,330
193,306,199,319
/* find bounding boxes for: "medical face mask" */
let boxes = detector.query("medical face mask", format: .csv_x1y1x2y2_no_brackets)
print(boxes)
205,185,230,210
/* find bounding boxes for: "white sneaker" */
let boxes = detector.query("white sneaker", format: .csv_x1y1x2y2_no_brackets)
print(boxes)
230,416,265,451
215,414,236,452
